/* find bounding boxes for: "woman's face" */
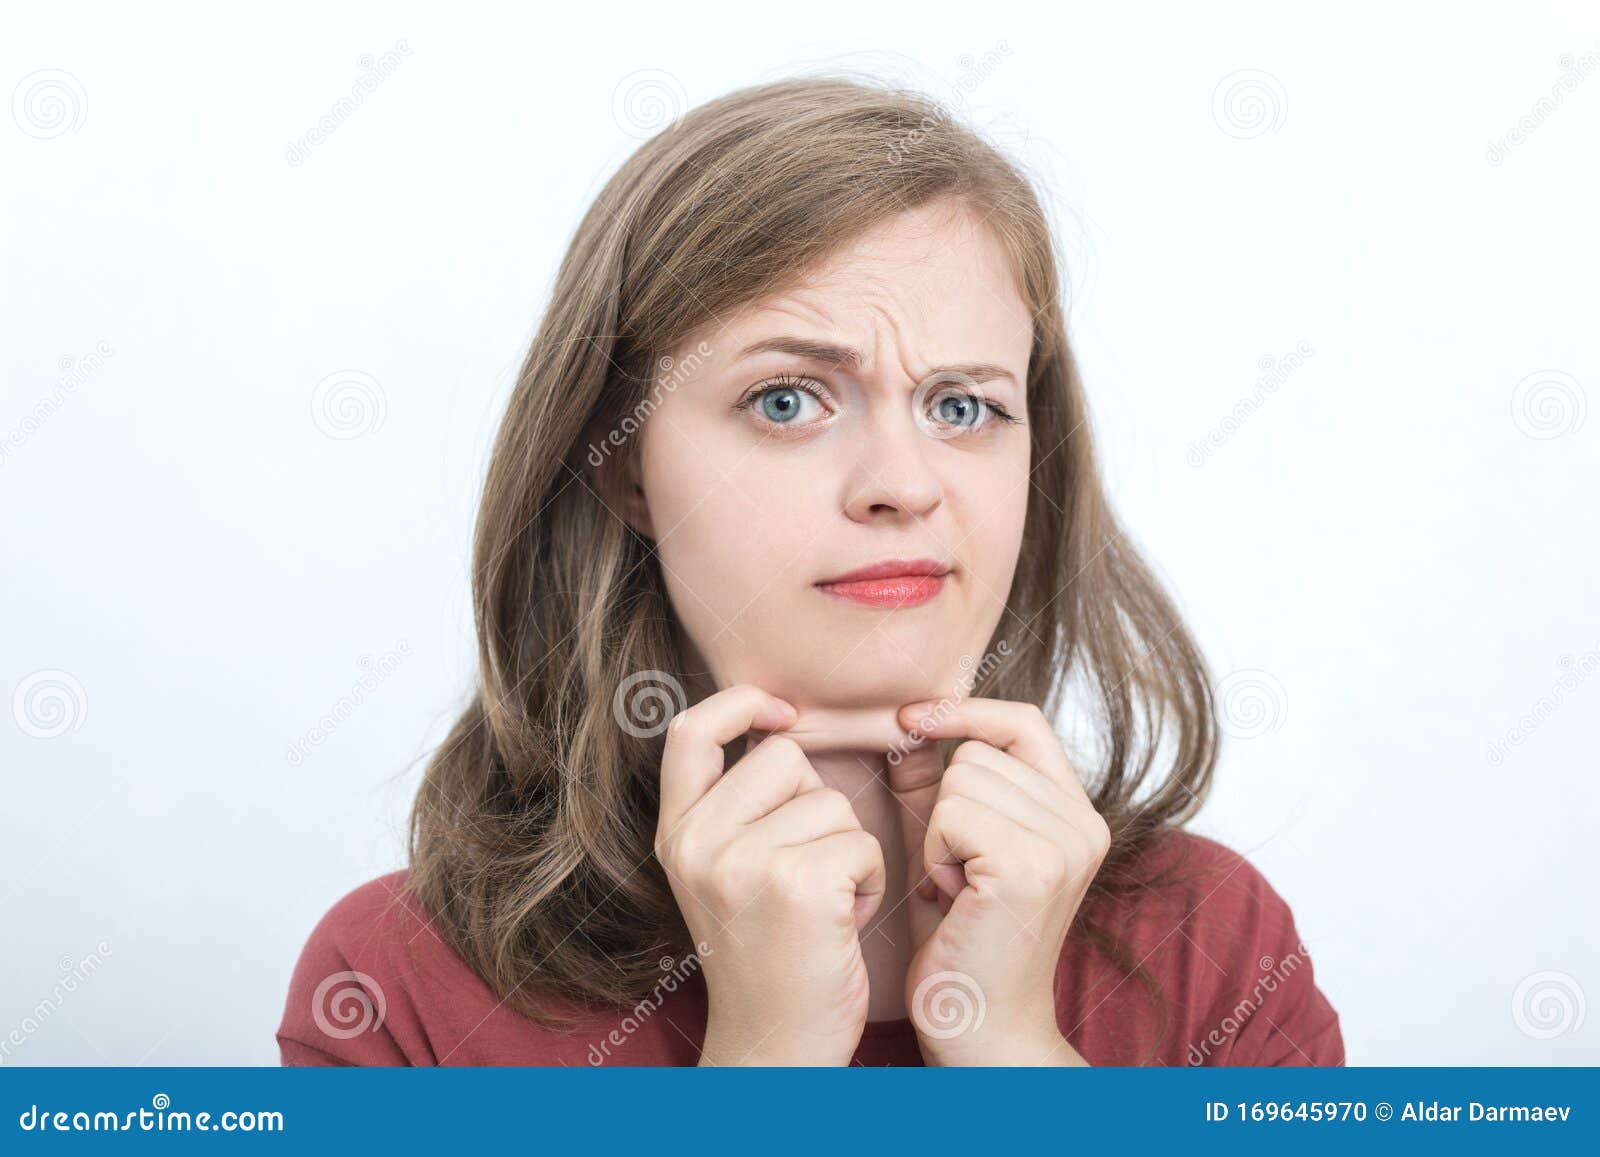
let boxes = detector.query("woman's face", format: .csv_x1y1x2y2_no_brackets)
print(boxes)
627,199,1033,711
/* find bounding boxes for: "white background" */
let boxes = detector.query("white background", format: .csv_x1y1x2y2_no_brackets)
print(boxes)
4,0,1596,1065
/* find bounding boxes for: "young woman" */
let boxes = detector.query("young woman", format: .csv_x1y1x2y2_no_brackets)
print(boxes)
277,75,1344,1067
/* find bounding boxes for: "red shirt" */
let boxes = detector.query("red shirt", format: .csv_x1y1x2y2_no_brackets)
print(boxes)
277,830,1344,1066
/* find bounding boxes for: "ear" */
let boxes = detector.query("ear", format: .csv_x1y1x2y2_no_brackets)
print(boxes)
585,434,656,541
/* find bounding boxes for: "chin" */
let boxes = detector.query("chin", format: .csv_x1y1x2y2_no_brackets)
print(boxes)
758,651,964,712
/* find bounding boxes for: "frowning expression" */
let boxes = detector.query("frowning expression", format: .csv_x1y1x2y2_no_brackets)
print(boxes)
628,199,1034,710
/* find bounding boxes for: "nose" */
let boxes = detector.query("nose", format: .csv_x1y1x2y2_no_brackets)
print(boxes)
841,402,944,523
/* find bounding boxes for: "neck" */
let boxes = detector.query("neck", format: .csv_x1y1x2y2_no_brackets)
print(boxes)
807,748,914,1021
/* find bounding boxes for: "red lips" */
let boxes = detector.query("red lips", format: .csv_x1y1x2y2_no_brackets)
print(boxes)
815,557,951,609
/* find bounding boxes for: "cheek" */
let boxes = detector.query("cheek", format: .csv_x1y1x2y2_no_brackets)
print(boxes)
640,426,814,635
958,446,1029,595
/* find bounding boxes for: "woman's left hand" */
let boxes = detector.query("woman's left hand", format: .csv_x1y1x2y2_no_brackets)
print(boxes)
891,697,1110,1066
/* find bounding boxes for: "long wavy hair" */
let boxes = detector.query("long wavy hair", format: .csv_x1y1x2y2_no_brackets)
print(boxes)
409,73,1219,1056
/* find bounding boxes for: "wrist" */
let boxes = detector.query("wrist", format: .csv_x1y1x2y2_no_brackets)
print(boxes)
917,1016,1080,1066
699,1014,858,1067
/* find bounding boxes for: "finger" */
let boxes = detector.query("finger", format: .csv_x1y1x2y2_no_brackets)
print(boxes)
658,684,796,833
744,785,860,847
945,743,1109,866
923,795,1015,900
948,739,1076,824
938,759,1060,839
699,734,826,827
794,828,887,931
897,697,1085,801
884,736,944,795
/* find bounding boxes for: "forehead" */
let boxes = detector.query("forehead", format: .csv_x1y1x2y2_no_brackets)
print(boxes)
716,201,1033,366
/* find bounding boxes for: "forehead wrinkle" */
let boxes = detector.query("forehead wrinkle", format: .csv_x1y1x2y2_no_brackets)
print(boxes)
743,292,843,340
724,222,1029,394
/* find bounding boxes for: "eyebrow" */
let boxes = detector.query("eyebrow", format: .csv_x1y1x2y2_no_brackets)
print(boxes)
736,336,1018,386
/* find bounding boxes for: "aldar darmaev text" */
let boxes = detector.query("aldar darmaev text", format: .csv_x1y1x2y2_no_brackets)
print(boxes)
1401,1101,1572,1123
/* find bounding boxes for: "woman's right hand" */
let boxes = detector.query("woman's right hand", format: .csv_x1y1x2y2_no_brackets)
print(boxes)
654,684,885,1066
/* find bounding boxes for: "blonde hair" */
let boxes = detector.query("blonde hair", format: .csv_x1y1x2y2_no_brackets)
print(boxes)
409,74,1218,1054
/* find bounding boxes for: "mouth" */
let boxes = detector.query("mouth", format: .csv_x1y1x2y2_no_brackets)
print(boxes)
814,557,952,609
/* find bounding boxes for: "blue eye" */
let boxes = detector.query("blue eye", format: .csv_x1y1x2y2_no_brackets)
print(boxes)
917,382,1022,437
761,386,806,422
933,392,985,429
739,376,829,428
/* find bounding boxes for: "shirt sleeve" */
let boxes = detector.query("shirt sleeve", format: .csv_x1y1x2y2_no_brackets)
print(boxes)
1176,836,1346,1067
276,876,420,1066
